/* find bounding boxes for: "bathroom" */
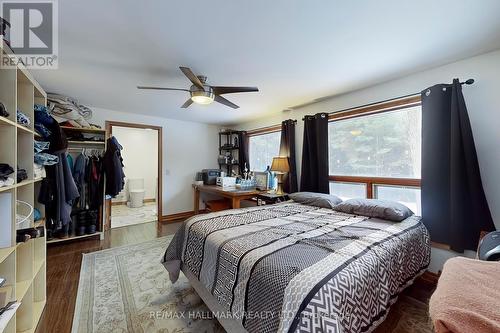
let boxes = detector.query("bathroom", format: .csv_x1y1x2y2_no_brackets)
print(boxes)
110,125,159,228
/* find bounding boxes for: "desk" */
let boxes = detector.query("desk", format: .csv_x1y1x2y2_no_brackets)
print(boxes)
193,185,261,214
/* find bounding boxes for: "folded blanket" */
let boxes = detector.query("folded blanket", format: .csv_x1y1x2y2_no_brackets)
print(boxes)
429,257,500,333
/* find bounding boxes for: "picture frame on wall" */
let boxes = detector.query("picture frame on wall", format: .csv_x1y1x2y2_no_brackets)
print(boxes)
254,171,269,191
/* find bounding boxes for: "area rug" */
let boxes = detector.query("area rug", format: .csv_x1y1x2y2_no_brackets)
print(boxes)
72,236,224,333
72,236,433,333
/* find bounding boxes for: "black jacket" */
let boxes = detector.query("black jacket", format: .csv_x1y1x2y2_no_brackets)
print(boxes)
102,137,125,197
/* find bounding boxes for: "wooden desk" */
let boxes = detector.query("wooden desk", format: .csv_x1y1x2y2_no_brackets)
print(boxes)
193,185,261,214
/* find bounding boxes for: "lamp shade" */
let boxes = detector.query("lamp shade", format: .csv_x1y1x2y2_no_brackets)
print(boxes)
270,157,290,173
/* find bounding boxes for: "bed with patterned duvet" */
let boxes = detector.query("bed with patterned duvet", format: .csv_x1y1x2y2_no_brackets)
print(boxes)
162,200,431,333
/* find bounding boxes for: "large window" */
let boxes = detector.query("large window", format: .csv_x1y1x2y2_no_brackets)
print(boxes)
328,97,422,214
249,130,281,172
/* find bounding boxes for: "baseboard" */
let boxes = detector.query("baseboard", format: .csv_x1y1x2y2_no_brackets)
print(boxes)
420,270,440,285
161,210,206,223
111,198,156,206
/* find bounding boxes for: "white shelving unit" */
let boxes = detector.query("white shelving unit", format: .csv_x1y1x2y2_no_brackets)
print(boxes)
0,41,46,333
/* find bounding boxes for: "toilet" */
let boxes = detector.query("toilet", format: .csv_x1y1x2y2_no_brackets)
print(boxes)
128,178,146,208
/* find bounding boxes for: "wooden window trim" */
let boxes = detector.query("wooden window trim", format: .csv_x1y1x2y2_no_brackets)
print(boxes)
328,95,421,122
247,124,282,137
328,98,450,249
329,175,421,199
328,96,422,199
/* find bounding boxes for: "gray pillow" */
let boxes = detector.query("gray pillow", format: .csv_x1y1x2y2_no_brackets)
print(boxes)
334,198,414,222
289,192,342,209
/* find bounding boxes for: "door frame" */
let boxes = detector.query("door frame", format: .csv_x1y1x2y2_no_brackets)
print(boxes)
104,120,163,232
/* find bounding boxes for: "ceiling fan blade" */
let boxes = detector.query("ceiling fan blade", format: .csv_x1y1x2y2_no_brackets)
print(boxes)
179,67,204,89
215,95,239,109
137,86,189,92
181,98,193,108
212,86,259,95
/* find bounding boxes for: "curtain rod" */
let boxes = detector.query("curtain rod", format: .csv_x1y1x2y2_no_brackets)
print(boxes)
246,119,297,133
301,79,475,120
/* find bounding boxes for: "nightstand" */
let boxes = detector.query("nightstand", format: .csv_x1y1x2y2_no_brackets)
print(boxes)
256,193,289,206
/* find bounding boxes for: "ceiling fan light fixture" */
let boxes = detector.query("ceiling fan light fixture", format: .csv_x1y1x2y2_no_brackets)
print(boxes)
191,90,215,105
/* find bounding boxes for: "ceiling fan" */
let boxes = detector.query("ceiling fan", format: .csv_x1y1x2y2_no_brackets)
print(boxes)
137,67,259,109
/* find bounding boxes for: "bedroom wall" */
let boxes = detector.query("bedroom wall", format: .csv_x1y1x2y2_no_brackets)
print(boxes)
90,108,219,216
234,48,500,272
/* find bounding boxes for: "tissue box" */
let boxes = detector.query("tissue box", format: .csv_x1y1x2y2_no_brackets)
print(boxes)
216,177,236,188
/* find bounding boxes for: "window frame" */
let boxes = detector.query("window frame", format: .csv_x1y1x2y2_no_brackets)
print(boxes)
328,96,422,199
247,124,282,171
247,124,282,137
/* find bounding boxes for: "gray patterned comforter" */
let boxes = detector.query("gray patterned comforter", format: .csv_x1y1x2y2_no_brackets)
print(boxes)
162,202,430,333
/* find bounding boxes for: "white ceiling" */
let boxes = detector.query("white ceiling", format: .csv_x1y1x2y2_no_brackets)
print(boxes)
32,0,500,125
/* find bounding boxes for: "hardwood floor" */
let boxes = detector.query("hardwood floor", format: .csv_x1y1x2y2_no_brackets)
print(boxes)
35,221,183,333
35,220,435,333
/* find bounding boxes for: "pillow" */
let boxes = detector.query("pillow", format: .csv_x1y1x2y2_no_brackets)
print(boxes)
289,192,342,209
334,198,414,222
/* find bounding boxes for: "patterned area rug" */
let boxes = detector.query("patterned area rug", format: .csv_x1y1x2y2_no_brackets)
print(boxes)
72,236,433,333
72,236,224,333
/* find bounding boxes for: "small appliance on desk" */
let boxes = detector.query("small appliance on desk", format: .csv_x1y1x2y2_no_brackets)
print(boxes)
201,169,221,185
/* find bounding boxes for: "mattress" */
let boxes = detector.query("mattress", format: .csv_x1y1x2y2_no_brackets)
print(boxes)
162,202,431,333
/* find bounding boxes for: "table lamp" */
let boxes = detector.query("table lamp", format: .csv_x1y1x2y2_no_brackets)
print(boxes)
270,157,290,195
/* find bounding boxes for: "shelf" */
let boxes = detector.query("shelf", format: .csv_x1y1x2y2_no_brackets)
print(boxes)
0,246,16,263
219,130,241,135
33,259,44,278
47,231,103,244
16,179,35,188
16,279,32,300
34,219,45,228
0,116,17,127
61,126,105,134
220,146,240,151
15,301,46,333
1,41,46,99
1,38,46,333
31,301,46,331
0,179,43,193
16,124,34,135
0,184,16,193
0,302,20,332
68,140,105,145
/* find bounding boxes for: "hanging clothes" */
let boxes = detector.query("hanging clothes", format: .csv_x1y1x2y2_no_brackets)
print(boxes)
38,149,79,234
36,108,79,238
103,136,125,197
86,155,104,209
73,152,87,209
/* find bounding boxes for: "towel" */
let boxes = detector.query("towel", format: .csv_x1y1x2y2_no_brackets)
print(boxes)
429,257,500,333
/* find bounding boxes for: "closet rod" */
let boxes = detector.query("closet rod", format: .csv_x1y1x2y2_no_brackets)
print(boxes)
300,79,475,120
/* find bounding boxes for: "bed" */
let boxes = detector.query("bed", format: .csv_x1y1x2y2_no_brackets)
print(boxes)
162,201,431,333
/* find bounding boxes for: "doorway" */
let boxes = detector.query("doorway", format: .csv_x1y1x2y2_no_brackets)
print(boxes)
104,121,162,230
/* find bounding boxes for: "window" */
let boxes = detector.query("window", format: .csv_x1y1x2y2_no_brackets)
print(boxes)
249,130,281,172
329,182,366,201
328,97,422,213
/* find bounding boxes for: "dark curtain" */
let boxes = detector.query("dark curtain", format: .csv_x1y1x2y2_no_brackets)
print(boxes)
421,79,495,252
279,119,298,193
238,131,250,174
300,113,329,193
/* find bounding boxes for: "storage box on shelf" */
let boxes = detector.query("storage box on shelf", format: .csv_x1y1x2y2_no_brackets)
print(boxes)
0,40,46,333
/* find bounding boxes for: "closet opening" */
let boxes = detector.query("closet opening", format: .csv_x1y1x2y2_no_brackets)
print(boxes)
104,121,162,230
